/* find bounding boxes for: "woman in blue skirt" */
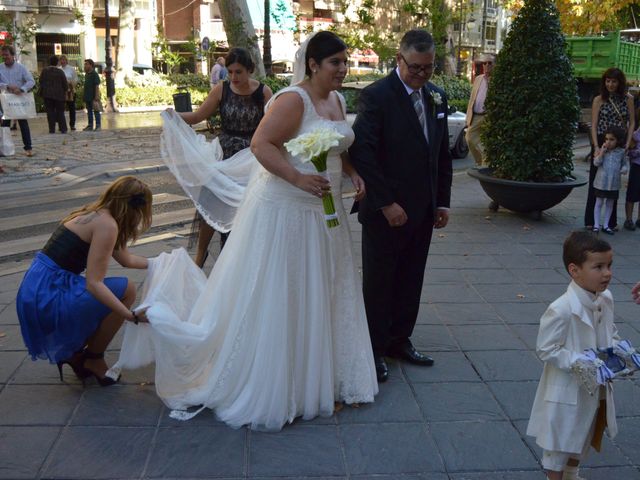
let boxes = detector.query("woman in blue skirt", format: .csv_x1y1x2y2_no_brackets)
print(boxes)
16,176,152,386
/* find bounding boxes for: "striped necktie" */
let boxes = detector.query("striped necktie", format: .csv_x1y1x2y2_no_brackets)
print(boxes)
410,90,426,134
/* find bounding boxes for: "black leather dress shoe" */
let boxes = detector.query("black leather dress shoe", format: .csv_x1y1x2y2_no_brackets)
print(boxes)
387,343,434,366
374,356,389,382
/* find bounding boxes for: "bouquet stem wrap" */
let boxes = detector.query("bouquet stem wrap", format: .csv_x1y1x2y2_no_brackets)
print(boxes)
311,152,339,228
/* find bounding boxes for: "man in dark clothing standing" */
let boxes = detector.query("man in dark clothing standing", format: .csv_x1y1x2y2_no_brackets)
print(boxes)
83,59,101,131
349,30,453,382
39,55,68,134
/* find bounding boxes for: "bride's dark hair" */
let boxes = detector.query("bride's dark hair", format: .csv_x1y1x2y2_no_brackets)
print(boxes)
305,31,347,77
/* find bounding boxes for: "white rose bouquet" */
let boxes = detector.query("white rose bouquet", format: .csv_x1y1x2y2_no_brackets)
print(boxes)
284,128,344,228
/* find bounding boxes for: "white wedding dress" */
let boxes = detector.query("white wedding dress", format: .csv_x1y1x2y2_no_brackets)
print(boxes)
112,86,378,431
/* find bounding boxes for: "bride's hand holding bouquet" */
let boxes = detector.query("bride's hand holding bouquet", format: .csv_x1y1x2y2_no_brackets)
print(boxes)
285,128,345,227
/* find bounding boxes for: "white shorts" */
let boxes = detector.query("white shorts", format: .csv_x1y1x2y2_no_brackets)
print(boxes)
541,414,596,471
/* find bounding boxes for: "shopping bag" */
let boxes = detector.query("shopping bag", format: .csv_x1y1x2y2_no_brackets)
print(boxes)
0,126,15,156
92,99,104,113
0,91,37,120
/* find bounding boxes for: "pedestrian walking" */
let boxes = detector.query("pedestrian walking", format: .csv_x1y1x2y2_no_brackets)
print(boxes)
59,55,78,130
209,57,227,89
83,59,101,131
0,45,35,157
465,53,495,166
527,231,622,480
39,55,68,134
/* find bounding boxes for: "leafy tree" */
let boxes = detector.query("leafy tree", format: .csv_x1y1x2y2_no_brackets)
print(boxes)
331,0,452,71
218,0,265,76
153,24,187,74
271,0,297,31
482,0,579,182
0,13,39,57
502,0,637,35
401,0,452,62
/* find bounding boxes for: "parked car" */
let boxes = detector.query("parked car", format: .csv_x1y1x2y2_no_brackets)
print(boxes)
95,62,161,77
447,107,469,159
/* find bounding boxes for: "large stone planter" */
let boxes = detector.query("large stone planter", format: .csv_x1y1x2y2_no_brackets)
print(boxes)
467,167,587,219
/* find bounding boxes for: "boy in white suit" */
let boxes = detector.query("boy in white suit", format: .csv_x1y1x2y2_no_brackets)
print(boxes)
527,231,619,480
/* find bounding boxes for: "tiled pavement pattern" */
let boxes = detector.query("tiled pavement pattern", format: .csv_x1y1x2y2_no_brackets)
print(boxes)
1,130,639,478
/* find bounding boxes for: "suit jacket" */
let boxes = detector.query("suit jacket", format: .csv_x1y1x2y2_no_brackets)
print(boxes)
349,71,452,226
526,281,618,453
39,66,68,102
465,74,486,127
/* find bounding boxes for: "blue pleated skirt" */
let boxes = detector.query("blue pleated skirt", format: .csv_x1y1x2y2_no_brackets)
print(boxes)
16,252,128,363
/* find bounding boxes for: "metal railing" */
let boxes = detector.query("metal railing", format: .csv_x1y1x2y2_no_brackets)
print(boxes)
38,0,76,7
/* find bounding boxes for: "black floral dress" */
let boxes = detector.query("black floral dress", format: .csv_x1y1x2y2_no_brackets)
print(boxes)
192,81,266,250
218,81,266,158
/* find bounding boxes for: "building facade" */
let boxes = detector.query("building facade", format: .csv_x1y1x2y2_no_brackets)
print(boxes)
1,0,154,72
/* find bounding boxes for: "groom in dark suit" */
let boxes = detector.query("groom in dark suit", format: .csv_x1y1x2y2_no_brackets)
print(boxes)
349,29,453,382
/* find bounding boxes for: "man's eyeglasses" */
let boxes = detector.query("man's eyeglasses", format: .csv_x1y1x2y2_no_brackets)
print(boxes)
399,53,434,75
482,61,493,65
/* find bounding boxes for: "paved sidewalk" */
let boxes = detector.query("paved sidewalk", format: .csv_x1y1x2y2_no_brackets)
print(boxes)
1,123,638,479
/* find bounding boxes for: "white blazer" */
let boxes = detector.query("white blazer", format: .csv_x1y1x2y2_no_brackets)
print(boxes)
526,281,619,454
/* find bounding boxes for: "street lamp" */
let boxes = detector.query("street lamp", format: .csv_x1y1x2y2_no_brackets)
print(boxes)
104,0,116,111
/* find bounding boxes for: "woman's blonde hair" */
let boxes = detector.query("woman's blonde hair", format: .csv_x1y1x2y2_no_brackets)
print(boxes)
63,176,152,250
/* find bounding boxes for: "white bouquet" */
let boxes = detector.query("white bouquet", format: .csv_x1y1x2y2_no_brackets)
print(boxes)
284,128,344,227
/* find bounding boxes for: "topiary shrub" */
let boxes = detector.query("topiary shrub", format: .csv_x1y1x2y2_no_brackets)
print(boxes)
431,74,471,104
481,0,579,182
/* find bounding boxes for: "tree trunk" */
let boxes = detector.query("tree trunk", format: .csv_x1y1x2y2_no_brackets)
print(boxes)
263,0,272,76
116,0,136,87
218,0,265,77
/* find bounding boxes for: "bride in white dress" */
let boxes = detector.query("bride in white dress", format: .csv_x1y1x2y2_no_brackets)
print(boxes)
114,31,378,431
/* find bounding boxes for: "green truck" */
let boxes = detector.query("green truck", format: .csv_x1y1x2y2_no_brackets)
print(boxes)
566,29,640,128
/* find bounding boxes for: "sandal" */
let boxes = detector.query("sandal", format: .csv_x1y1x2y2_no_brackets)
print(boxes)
83,350,120,387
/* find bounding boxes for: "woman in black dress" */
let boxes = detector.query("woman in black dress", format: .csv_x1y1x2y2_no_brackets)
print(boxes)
179,48,273,267
584,68,635,229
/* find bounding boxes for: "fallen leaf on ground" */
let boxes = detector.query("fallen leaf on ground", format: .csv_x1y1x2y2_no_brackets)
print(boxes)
485,216,491,220
523,225,531,230
517,294,525,299
0,332,6,338
438,233,446,238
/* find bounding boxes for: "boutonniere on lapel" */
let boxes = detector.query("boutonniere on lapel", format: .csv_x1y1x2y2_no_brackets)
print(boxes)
426,90,442,118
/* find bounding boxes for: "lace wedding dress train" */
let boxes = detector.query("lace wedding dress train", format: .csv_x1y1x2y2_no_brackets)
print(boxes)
112,87,378,431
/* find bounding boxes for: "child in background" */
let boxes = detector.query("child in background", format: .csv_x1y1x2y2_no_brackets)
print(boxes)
623,127,640,230
527,231,620,480
592,126,628,235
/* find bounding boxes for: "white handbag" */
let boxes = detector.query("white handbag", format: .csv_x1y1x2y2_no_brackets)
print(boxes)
0,126,15,156
0,91,37,120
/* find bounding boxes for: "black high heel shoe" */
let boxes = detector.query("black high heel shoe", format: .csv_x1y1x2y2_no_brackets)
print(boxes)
83,350,121,387
56,349,91,382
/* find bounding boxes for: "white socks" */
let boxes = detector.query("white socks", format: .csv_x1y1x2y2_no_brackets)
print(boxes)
594,197,614,230
562,465,584,480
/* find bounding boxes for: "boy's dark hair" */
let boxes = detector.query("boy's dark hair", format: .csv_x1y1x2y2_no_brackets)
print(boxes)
84,58,95,68
605,125,626,146
49,55,59,66
563,231,611,271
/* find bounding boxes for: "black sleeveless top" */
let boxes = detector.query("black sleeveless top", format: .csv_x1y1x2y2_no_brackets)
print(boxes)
42,225,90,274
218,81,265,159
